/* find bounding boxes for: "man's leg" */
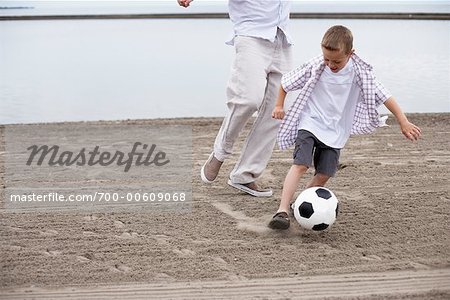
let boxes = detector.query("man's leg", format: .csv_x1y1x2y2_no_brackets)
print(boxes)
201,36,272,183
214,36,271,162
229,35,293,186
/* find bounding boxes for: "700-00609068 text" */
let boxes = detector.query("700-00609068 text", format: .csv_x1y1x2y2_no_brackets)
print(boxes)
9,192,187,203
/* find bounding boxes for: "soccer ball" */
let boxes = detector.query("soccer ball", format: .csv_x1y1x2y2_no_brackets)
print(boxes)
292,187,339,231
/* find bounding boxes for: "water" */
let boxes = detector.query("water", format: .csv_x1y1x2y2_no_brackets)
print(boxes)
1,17,449,124
1,1,449,16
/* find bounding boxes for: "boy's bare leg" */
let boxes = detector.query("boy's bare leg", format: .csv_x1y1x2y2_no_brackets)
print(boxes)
305,173,331,188
277,164,309,213
269,164,309,229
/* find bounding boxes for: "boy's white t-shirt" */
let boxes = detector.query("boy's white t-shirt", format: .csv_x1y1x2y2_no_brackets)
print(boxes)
297,60,361,148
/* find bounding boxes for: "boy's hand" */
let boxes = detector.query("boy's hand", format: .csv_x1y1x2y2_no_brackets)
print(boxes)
272,106,285,120
400,120,421,141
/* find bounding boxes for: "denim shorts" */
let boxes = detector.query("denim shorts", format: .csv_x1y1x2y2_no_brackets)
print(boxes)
293,130,340,177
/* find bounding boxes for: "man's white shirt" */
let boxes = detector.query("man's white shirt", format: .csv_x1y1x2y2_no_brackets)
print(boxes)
226,0,292,45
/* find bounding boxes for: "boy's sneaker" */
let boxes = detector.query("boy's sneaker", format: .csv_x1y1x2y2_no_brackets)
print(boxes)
268,211,290,230
200,152,223,183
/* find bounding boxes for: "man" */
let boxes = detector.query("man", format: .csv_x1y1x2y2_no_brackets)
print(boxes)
178,0,293,197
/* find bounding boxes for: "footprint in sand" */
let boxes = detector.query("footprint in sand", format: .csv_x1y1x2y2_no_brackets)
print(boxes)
210,256,248,281
43,249,62,257
172,248,196,257
408,261,431,270
191,238,213,245
154,272,175,282
5,226,25,232
114,220,125,229
155,235,196,257
110,264,132,273
82,231,99,237
113,219,140,239
154,234,171,246
211,256,232,271
9,245,23,251
76,254,93,263
40,229,58,236
361,254,382,261
83,215,98,221
118,231,139,239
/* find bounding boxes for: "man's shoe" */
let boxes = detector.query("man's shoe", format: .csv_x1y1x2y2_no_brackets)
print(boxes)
227,179,273,197
268,211,290,230
200,152,223,183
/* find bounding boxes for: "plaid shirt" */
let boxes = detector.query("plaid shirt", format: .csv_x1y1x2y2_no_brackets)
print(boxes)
277,53,391,150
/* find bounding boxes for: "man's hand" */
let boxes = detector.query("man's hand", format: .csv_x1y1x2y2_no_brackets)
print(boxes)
177,0,193,8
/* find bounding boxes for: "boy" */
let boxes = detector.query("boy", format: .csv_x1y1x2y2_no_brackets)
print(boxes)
269,25,421,230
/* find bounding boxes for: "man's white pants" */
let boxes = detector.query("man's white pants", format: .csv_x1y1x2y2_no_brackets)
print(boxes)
213,30,293,184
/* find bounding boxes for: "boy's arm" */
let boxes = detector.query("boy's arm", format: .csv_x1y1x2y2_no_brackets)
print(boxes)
272,87,287,120
383,97,421,141
281,66,310,93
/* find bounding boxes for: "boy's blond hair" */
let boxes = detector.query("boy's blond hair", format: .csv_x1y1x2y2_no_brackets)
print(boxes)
321,25,353,54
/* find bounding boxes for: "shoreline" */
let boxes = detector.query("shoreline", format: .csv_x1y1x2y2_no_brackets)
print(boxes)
1,12,450,21
1,112,449,127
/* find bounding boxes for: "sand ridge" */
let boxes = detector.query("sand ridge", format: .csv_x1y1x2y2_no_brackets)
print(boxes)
2,268,450,299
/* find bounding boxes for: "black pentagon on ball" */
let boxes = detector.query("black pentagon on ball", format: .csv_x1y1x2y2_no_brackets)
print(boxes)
335,203,339,217
312,223,329,231
299,202,314,218
315,188,332,200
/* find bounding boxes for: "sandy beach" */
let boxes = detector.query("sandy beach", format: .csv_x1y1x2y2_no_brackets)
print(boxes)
1,113,449,299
